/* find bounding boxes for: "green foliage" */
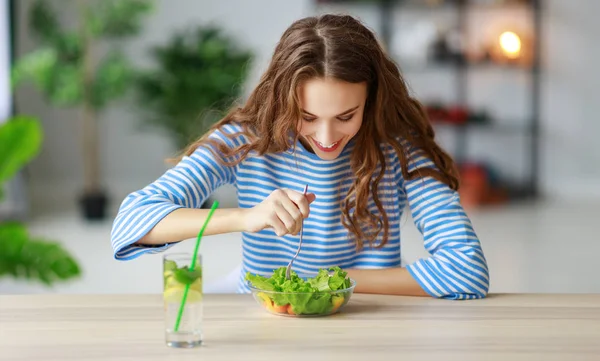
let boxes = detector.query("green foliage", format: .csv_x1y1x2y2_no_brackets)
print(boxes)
91,51,134,108
0,115,42,191
0,222,81,285
86,0,153,38
12,0,153,111
11,0,153,195
0,116,81,285
29,0,61,43
136,26,253,149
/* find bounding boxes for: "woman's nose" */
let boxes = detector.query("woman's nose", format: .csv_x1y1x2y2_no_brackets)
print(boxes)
315,122,337,144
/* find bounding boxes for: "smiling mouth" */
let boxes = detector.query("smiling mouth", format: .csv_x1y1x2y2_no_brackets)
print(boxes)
311,137,343,152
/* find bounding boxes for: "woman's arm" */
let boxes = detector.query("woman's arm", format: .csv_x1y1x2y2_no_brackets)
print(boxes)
398,147,490,300
135,208,247,245
136,186,317,245
347,267,429,296
110,124,244,260
358,143,489,299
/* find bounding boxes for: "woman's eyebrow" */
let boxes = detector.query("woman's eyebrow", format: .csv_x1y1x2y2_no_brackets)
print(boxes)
301,105,360,117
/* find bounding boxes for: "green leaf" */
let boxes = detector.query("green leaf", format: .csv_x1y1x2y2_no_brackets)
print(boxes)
276,282,312,310
47,64,84,106
308,269,332,291
0,222,81,285
0,113,81,286
11,48,58,89
90,52,134,109
245,272,276,291
86,0,153,38
54,32,83,63
29,0,62,43
28,1,81,63
0,116,43,185
303,293,333,314
12,48,83,107
173,266,202,285
327,266,350,291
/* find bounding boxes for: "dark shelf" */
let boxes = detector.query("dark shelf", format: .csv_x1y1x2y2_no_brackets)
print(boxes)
433,121,533,134
317,0,534,10
504,183,537,200
398,60,535,73
313,0,543,202
395,0,534,11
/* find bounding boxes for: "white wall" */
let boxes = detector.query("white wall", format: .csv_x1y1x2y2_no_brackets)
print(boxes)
540,0,600,199
13,0,600,214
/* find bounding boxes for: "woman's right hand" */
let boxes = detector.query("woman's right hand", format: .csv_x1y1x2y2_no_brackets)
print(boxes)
242,188,316,236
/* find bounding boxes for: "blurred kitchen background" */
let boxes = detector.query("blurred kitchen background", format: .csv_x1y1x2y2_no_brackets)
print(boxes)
1,0,598,295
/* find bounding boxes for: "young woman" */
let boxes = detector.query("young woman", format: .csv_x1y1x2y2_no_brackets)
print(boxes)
111,14,489,299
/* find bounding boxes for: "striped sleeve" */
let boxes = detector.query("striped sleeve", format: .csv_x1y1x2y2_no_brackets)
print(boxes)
401,146,490,300
110,124,245,260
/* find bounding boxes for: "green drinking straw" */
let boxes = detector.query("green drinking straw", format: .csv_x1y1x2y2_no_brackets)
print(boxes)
174,200,219,332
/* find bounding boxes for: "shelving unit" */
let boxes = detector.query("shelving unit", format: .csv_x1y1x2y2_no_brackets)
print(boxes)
314,0,543,203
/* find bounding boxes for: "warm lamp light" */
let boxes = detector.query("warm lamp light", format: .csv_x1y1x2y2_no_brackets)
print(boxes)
499,31,521,59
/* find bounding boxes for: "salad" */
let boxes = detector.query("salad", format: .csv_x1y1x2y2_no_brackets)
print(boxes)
245,266,353,316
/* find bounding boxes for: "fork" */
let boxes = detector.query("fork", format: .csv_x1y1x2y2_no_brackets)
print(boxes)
285,184,309,280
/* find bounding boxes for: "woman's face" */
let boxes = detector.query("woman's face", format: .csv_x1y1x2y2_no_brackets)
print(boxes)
297,77,367,160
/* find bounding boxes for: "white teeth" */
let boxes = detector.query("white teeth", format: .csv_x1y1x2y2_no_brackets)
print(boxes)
318,141,338,149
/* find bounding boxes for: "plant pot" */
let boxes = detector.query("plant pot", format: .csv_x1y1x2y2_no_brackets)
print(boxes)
79,191,109,220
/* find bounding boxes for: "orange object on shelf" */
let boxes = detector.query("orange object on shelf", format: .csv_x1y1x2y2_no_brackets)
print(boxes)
458,162,510,208
459,163,489,208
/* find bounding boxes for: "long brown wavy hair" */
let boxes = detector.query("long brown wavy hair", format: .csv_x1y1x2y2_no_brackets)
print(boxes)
181,14,459,250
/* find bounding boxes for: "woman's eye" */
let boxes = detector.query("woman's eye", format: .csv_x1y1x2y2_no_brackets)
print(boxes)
302,116,316,122
337,114,354,122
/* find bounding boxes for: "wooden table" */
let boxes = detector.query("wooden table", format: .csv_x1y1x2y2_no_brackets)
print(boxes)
1,293,599,361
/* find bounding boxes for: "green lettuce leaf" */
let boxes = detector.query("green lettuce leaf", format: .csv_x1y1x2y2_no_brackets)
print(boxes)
308,269,331,291
328,266,350,291
303,292,333,314
245,272,276,291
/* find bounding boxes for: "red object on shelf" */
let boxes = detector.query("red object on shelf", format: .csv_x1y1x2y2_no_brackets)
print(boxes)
425,104,469,125
458,162,510,208
446,106,469,124
426,104,447,123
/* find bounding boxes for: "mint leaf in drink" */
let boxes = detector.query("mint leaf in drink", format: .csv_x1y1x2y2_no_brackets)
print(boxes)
173,266,202,285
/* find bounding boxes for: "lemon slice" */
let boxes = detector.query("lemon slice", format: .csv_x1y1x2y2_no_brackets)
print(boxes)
164,275,202,290
163,287,202,303
164,260,177,272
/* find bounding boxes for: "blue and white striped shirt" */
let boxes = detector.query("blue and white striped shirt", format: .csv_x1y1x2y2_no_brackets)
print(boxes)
111,123,489,299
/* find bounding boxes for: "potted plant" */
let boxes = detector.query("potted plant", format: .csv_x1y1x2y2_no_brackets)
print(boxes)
135,26,253,154
11,0,153,220
0,116,81,286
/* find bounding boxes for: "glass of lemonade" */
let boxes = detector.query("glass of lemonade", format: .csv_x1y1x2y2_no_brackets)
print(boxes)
163,253,203,348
